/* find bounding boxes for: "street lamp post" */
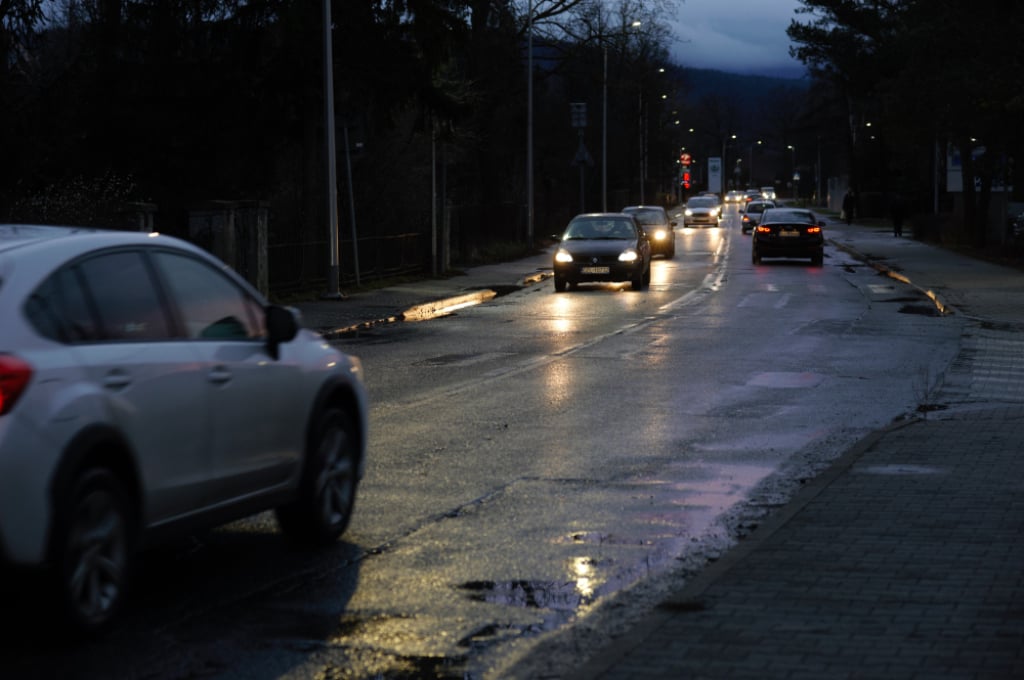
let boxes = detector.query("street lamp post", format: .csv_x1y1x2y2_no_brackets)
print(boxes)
322,0,342,299
602,45,608,211
748,140,762,186
722,134,736,190
787,144,797,197
526,0,534,243
601,20,642,211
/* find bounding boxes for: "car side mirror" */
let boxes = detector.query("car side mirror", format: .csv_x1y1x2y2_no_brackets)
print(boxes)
266,305,299,360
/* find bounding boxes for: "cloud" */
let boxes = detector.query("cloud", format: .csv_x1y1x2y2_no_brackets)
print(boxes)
667,0,805,77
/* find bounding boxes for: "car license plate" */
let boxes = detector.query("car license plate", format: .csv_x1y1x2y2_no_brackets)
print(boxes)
780,229,799,237
581,266,610,274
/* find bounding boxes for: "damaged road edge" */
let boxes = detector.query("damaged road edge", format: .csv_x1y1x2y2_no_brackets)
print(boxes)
827,238,955,316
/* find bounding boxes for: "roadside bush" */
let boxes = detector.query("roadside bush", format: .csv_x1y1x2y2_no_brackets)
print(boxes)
9,173,142,228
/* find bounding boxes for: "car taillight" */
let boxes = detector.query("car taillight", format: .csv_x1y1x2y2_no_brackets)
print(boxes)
0,355,33,415
756,225,771,233
808,226,822,234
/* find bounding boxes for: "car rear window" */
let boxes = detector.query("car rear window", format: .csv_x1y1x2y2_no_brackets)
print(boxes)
764,210,816,224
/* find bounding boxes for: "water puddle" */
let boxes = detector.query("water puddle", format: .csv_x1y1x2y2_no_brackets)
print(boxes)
858,464,946,476
747,371,824,388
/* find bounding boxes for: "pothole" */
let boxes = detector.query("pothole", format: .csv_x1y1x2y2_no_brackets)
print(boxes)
899,303,941,316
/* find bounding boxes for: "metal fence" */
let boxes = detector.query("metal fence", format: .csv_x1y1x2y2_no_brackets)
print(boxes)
268,231,427,296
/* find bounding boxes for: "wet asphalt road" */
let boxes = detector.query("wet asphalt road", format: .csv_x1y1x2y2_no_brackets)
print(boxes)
1,206,966,679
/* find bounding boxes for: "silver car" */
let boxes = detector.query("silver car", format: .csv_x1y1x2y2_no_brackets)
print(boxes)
682,196,722,227
0,225,368,634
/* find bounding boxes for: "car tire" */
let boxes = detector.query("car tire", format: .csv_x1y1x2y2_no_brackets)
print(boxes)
554,275,567,292
631,269,644,291
276,407,359,546
752,248,761,265
51,467,133,636
812,251,824,267
665,244,675,259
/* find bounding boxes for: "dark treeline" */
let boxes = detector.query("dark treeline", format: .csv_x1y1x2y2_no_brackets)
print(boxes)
1,0,695,291
788,0,1024,246
2,0,1021,293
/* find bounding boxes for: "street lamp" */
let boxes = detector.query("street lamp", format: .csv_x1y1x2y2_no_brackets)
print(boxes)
787,144,797,197
526,1,534,244
602,20,642,211
722,134,736,190
748,140,762,186
322,0,342,298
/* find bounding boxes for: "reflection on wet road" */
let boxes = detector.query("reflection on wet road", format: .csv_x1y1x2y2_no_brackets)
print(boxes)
4,204,967,679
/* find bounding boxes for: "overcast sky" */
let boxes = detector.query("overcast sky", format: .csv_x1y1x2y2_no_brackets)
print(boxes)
667,0,807,78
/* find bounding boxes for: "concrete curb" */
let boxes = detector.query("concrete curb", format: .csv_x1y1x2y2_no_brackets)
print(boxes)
828,237,957,316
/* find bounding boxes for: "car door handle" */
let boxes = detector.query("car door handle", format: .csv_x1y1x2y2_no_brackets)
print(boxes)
207,365,232,385
103,370,131,390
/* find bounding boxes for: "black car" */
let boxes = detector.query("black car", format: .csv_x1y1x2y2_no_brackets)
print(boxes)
621,205,676,258
553,213,652,291
751,208,825,266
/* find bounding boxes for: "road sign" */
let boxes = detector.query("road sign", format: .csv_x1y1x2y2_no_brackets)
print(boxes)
570,103,587,129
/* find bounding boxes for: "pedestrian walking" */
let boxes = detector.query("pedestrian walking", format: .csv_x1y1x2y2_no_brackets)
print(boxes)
842,190,855,225
890,194,905,237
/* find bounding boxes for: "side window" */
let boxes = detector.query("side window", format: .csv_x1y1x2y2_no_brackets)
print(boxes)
25,267,100,342
152,251,265,340
78,251,173,341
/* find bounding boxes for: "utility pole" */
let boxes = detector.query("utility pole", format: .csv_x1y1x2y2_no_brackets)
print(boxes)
322,0,343,299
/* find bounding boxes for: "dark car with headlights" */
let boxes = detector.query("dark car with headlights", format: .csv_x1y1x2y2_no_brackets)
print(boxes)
621,205,676,258
751,208,825,266
682,196,722,227
740,199,775,234
553,213,651,292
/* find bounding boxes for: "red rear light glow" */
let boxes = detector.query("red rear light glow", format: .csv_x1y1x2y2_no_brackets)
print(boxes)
808,226,822,233
0,355,33,415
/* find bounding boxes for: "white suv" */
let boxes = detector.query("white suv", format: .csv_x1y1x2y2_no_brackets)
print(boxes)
0,225,368,634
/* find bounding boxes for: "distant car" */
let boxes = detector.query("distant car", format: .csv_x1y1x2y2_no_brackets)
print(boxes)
553,213,651,291
724,190,745,204
621,205,676,258
0,224,369,634
751,208,825,266
682,196,722,227
760,186,777,200
744,189,762,203
740,199,776,234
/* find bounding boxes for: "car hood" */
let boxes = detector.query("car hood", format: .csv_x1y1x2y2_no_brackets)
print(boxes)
557,239,637,258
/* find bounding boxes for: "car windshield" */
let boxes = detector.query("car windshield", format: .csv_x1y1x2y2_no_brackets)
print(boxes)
762,209,816,224
564,216,636,239
687,197,718,208
621,208,667,226
746,202,773,213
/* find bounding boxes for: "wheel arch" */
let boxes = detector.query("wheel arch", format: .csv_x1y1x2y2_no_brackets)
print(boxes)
47,425,142,561
304,377,367,479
